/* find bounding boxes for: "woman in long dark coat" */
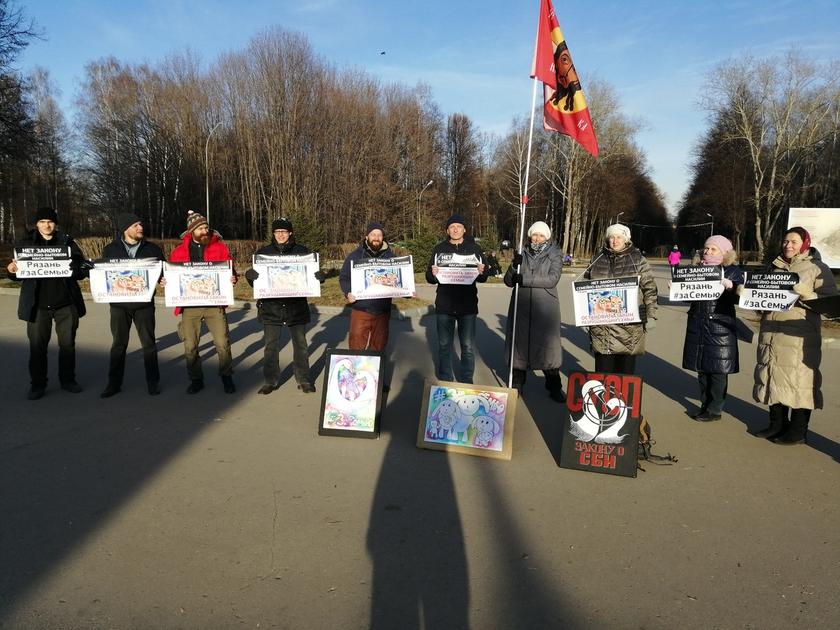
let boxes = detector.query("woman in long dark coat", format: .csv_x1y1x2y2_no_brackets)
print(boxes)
681,235,743,422
504,221,564,400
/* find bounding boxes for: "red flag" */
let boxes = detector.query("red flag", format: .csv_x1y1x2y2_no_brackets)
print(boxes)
530,0,599,157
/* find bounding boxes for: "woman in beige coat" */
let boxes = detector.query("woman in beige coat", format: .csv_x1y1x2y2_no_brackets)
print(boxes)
753,227,838,444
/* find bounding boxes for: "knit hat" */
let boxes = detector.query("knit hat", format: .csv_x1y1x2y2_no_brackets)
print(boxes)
272,217,293,232
784,226,811,254
34,207,58,223
605,223,631,241
703,235,733,254
117,212,142,234
366,221,385,236
528,221,551,240
186,210,208,233
446,213,467,228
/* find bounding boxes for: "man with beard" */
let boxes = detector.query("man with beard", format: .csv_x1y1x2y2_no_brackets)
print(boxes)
426,213,488,383
6,207,89,399
169,211,238,394
244,217,323,394
99,213,166,398
339,221,394,351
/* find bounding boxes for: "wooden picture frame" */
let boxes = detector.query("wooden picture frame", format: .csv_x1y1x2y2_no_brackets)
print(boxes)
416,379,518,460
317,349,385,439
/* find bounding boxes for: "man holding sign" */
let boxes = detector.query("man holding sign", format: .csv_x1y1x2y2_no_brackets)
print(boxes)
6,207,89,400
98,213,166,398
168,211,238,394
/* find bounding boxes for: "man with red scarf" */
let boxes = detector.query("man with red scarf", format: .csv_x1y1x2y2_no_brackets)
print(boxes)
169,211,238,394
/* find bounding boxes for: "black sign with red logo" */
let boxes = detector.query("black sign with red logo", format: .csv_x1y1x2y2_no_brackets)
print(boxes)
559,372,642,478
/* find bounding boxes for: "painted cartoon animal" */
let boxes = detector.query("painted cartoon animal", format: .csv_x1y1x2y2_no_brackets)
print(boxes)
432,398,460,439
453,395,488,441
333,358,376,403
472,415,501,448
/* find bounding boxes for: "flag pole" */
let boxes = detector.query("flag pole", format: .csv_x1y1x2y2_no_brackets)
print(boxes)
507,76,540,389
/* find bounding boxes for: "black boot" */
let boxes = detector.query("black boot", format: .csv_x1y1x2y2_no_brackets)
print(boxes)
773,408,810,445
511,369,526,395
544,369,565,403
100,383,121,398
222,375,236,394
186,379,204,394
754,404,787,440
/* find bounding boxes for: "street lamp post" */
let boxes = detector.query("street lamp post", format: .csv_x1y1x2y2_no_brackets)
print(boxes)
417,179,433,234
705,212,714,238
614,212,624,225
205,121,223,226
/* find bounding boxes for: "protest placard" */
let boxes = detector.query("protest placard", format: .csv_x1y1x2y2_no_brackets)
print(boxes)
89,258,162,304
434,252,480,285
739,271,799,311
349,256,414,299
13,247,72,278
669,265,724,301
572,277,641,327
163,261,234,307
252,253,321,299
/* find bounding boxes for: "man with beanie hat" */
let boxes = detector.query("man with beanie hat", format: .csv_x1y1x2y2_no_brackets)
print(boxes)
339,220,394,351
6,207,89,399
169,210,238,394
98,213,166,398
425,213,488,383
244,217,324,394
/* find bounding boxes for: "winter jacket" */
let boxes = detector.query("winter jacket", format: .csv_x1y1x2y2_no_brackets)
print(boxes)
425,236,488,316
668,251,681,266
503,242,563,370
681,250,744,374
169,232,235,315
246,239,312,327
753,248,837,409
9,230,89,322
583,243,658,356
339,240,394,315
100,238,166,310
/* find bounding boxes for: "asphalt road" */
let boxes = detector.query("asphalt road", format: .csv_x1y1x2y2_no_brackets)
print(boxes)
1,264,838,629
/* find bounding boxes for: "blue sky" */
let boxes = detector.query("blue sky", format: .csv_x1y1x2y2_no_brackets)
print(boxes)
16,0,840,214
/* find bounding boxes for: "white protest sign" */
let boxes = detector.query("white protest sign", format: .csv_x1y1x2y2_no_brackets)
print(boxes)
13,247,72,278
164,261,234,307
669,265,724,301
252,253,321,299
572,276,641,327
90,258,162,304
739,271,800,311
434,252,480,285
350,256,415,299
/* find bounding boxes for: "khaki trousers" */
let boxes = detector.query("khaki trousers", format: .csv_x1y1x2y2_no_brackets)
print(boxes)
178,307,233,380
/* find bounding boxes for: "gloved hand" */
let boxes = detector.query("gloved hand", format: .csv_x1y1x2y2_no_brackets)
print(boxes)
513,273,523,285
512,253,523,267
244,268,259,282
644,318,657,332
721,278,733,290
314,270,326,283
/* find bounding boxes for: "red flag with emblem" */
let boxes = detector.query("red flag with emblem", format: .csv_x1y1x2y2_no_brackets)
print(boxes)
530,0,599,157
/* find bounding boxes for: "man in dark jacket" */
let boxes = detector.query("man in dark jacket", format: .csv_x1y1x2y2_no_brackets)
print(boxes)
425,213,488,383
245,218,321,394
5,207,89,399
99,213,166,398
338,221,393,351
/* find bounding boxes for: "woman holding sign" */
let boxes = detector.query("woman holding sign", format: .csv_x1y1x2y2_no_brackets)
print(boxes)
681,236,743,422
753,227,837,444
504,221,564,400
583,223,658,375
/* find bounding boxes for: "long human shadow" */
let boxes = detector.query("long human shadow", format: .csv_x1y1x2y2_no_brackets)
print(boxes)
366,366,469,628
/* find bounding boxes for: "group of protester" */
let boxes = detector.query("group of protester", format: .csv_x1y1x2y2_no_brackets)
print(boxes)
5,208,837,446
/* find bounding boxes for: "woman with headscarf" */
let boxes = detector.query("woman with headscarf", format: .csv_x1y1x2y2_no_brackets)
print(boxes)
681,235,743,422
753,226,837,444
583,223,658,375
504,221,564,400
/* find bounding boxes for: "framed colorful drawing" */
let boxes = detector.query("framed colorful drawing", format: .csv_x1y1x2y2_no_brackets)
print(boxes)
318,349,385,438
416,380,517,460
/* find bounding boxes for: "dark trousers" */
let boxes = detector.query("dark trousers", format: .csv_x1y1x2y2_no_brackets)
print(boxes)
108,305,159,386
436,314,477,383
594,353,636,375
349,310,390,351
27,305,79,387
263,323,311,385
698,372,728,415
